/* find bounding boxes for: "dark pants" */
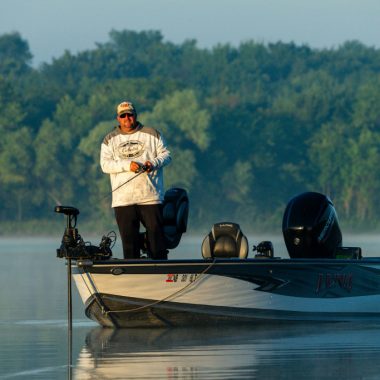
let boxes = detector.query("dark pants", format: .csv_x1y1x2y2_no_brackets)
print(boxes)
114,204,167,260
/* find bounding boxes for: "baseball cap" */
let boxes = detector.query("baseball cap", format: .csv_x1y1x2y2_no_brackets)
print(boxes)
117,101,137,116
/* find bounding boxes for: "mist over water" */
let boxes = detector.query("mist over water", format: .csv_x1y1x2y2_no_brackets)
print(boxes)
1,235,380,379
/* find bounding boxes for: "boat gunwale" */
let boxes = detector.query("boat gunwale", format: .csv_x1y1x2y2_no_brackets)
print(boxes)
73,257,380,268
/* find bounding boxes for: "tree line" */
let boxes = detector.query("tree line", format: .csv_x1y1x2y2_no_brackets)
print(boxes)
1,30,380,235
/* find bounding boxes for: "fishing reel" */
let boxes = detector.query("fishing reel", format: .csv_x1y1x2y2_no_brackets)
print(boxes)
136,164,149,173
55,205,115,260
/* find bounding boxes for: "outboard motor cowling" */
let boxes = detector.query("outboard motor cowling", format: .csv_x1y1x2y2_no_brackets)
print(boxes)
282,192,342,258
202,222,248,259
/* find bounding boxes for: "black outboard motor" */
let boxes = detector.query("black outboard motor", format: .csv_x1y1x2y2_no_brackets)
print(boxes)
282,192,342,258
201,222,249,259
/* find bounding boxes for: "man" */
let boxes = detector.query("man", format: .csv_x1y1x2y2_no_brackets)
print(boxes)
100,101,171,259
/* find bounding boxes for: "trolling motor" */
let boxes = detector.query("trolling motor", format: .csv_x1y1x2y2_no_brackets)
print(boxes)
54,207,116,373
55,205,115,260
54,205,115,371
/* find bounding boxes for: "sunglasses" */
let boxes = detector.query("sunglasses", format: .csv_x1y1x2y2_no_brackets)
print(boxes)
119,113,134,118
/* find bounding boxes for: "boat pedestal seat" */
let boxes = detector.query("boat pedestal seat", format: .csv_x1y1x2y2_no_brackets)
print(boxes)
162,188,189,250
139,188,189,254
202,222,248,259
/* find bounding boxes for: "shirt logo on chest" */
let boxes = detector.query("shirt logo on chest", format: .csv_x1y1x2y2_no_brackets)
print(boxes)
118,140,144,158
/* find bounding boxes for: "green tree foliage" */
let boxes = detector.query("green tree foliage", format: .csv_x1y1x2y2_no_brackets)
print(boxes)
0,128,34,220
2,29,380,233
142,89,210,191
0,32,32,77
0,77,25,131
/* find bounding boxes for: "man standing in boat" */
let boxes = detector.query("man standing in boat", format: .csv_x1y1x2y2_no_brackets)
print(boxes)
100,101,171,260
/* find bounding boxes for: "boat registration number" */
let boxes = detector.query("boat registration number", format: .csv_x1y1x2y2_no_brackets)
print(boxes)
166,273,199,283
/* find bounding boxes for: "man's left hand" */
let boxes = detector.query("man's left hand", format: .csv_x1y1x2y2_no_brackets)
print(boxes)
144,161,153,173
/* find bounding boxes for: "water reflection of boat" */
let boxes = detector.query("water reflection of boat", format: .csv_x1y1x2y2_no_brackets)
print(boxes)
55,191,380,328
75,326,260,380
74,323,380,379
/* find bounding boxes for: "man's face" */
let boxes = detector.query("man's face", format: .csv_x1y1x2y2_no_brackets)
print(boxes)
118,113,136,132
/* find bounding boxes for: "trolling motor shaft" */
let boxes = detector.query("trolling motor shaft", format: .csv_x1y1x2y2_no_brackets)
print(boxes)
54,205,116,369
54,206,81,352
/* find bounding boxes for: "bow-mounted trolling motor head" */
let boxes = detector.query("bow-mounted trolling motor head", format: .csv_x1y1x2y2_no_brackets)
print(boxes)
54,205,115,261
55,206,80,257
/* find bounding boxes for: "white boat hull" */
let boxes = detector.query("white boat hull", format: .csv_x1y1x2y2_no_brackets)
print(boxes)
72,258,380,327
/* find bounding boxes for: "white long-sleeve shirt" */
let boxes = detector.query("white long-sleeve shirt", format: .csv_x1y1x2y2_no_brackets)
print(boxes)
100,123,171,207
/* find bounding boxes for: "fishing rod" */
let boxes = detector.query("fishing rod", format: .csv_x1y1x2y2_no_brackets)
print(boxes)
104,164,149,198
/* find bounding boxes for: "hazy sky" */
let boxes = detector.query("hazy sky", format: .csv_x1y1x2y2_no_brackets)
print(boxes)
1,0,380,66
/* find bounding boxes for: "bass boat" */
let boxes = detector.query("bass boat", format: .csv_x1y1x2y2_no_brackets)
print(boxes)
55,190,380,328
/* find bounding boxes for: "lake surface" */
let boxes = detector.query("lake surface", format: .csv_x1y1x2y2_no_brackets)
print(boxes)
2,234,380,379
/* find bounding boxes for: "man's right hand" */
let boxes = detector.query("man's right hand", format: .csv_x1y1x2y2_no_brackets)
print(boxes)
130,161,141,173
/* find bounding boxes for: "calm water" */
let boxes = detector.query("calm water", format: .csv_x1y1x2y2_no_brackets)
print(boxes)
2,233,380,379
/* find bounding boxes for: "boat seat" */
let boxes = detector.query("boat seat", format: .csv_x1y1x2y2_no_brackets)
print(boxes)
139,188,189,254
201,222,248,259
162,188,189,250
